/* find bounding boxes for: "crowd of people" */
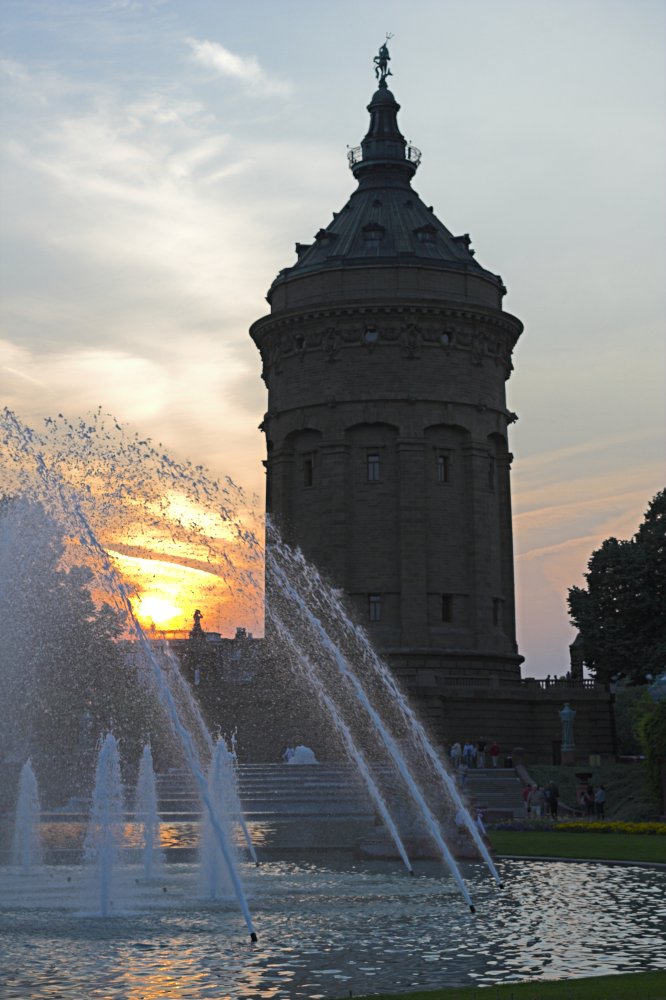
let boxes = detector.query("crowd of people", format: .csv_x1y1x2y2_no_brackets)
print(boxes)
449,738,502,772
522,781,559,818
579,782,606,818
522,780,607,819
446,738,610,821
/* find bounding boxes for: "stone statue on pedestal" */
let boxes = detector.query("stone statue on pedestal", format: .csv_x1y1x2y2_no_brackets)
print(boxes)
559,702,576,750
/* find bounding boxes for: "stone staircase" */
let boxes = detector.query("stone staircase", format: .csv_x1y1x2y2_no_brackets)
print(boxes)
156,762,525,846
462,767,525,820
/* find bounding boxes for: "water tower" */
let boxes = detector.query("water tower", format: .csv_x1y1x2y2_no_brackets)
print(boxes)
250,43,524,689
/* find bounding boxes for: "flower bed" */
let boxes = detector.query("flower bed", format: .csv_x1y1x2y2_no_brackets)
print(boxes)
556,820,666,835
487,818,666,835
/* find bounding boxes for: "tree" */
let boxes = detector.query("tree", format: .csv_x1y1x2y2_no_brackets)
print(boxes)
568,489,666,686
634,694,666,808
0,498,169,805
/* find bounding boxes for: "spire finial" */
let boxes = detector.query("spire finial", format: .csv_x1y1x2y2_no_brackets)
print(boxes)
373,34,393,88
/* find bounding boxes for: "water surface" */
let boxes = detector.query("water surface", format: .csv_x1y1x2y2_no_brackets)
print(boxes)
1,856,665,998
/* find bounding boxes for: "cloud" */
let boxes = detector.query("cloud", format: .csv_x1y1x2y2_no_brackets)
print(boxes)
0,48,345,495
0,58,30,84
186,38,291,97
0,334,265,492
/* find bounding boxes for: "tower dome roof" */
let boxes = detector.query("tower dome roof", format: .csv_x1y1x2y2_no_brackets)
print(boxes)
267,44,506,308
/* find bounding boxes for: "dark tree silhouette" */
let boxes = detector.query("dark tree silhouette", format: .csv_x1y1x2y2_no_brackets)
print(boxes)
0,498,169,805
568,489,666,686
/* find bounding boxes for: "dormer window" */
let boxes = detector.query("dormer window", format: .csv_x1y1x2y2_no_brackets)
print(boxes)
414,225,437,243
414,225,437,244
314,228,338,244
363,327,379,346
362,222,386,243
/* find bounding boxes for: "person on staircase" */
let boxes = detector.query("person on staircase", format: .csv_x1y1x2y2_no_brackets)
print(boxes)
450,741,462,769
477,737,487,768
530,785,545,818
546,781,559,819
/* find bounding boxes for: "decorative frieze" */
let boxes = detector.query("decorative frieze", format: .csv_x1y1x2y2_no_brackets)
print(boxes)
255,306,518,380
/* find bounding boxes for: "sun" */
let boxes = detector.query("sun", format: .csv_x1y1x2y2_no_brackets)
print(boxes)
134,594,184,629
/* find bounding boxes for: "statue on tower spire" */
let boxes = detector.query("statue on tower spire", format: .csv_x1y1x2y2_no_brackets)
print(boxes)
373,34,393,87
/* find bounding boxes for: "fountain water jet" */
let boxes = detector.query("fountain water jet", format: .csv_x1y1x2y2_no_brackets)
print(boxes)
269,535,502,891
83,734,125,916
12,760,42,873
269,549,475,910
161,646,258,864
201,738,242,899
270,614,414,875
134,744,163,880
306,558,503,886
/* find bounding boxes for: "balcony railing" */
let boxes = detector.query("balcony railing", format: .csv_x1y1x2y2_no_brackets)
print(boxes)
347,144,422,170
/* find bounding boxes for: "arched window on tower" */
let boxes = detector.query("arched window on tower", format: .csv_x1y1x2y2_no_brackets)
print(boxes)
368,594,382,621
436,451,450,483
367,451,381,482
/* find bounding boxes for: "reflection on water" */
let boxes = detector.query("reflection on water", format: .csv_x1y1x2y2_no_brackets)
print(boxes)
1,857,665,999
31,819,273,853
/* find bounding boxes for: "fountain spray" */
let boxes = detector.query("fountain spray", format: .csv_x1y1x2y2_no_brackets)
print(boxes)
2,410,258,942
269,554,474,910
12,760,43,873
270,613,414,875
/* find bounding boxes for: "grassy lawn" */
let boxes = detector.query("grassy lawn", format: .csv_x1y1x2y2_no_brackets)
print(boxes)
341,970,666,999
488,830,666,863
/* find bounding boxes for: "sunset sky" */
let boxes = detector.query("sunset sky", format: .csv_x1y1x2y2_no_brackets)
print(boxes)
1,0,664,674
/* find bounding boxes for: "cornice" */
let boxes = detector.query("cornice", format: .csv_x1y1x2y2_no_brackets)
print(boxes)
251,301,522,341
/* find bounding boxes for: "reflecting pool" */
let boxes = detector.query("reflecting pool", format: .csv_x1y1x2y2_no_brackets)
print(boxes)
1,856,665,998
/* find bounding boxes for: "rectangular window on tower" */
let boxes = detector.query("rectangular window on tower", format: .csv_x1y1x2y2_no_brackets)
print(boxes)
441,594,453,623
493,598,503,628
436,452,450,483
367,451,381,482
368,594,382,621
302,454,314,487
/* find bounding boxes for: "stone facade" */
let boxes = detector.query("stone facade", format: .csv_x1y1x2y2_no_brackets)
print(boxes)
171,632,614,765
251,69,523,682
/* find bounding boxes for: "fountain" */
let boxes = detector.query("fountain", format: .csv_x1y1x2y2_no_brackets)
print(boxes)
1,408,665,996
11,760,42,873
83,733,125,916
0,409,486,903
134,744,163,880
200,737,242,899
